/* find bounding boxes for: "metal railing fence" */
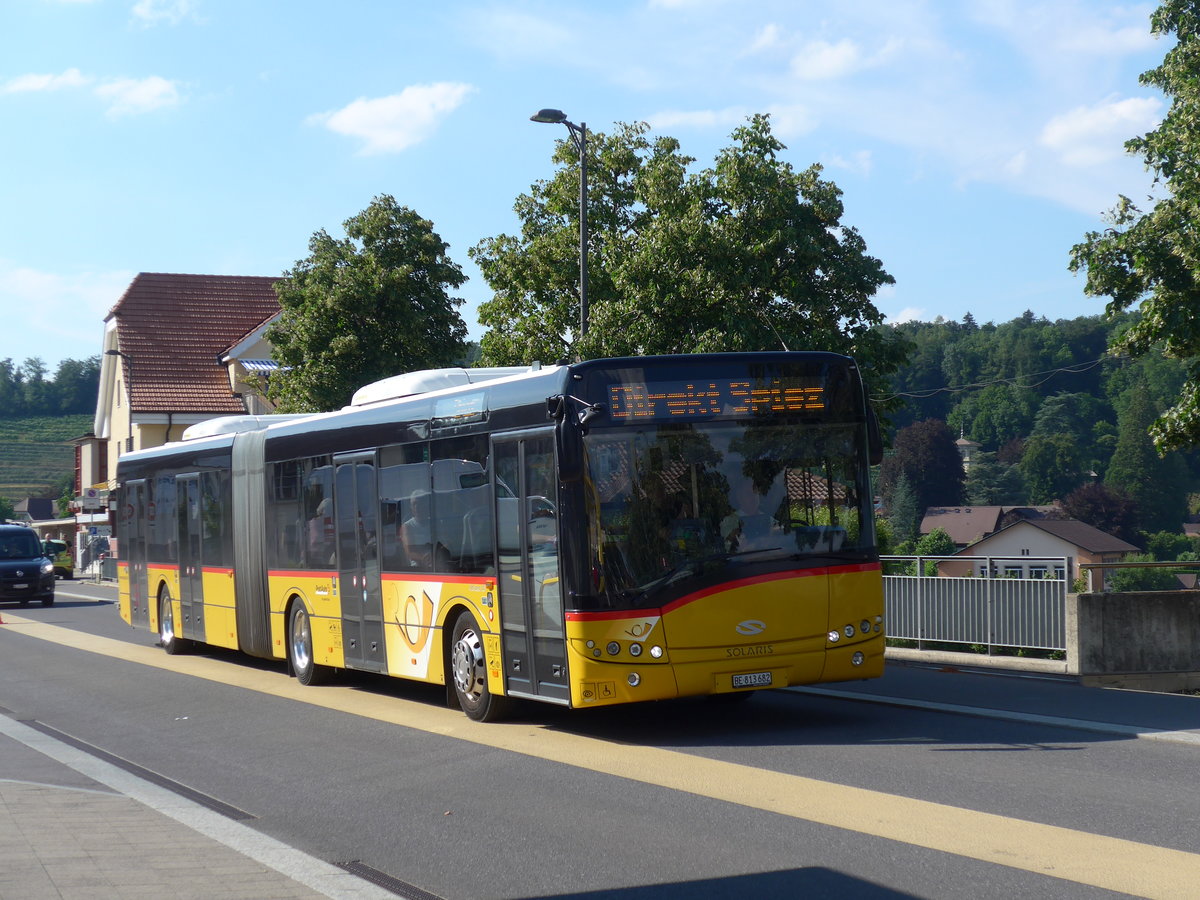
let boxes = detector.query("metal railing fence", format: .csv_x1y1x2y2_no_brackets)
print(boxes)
881,556,1069,654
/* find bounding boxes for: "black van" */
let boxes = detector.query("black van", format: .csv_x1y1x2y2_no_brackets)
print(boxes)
0,523,55,606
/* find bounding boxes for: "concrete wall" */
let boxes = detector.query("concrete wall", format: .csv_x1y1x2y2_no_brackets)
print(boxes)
1067,591,1200,691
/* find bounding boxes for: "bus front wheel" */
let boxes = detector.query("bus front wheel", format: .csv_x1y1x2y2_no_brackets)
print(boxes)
450,611,508,722
289,604,331,686
159,589,191,655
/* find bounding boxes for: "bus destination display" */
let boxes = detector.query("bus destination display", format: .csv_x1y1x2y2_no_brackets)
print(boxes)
608,378,826,420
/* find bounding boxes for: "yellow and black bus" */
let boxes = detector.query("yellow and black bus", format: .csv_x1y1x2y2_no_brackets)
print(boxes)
115,352,885,720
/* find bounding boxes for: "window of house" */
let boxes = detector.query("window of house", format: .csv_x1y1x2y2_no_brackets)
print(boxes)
1029,566,1047,579
1004,565,1023,578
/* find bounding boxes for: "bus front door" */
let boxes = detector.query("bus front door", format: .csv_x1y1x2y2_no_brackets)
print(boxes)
334,452,385,672
176,474,206,642
492,432,569,704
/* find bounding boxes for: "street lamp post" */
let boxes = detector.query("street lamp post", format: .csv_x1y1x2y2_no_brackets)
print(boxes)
530,108,588,342
105,349,133,453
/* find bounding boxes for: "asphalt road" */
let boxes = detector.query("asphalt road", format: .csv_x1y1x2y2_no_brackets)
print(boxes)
2,582,1199,899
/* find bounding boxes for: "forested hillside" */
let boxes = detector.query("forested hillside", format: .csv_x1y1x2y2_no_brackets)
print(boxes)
874,310,1195,549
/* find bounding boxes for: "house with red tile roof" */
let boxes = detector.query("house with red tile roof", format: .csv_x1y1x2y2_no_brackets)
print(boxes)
81,273,281,491
920,504,1063,549
941,517,1139,589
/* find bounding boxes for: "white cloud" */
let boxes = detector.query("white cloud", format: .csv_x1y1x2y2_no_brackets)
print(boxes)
0,263,132,363
2,68,91,94
94,76,181,117
647,106,746,130
887,306,925,324
827,150,873,176
1039,96,1161,166
309,83,475,155
131,0,197,26
746,23,783,54
791,39,864,80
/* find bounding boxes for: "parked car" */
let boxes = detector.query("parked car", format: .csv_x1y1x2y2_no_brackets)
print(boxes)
0,523,55,606
42,538,74,579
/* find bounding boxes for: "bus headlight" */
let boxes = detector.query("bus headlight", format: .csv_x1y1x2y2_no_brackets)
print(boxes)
852,651,865,666
649,645,663,659
843,624,855,639
606,641,620,656
627,672,641,687
828,630,841,643
861,620,871,634
629,643,642,657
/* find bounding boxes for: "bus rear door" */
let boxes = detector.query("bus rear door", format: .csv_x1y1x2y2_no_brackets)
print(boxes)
175,474,207,642
334,451,385,672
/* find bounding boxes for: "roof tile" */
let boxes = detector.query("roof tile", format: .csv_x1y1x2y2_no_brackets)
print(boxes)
107,273,280,414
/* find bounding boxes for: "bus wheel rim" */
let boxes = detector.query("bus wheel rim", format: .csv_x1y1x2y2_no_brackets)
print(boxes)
160,598,174,643
452,627,484,701
292,610,312,671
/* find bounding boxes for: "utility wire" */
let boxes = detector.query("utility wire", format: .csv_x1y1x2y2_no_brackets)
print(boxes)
872,354,1125,403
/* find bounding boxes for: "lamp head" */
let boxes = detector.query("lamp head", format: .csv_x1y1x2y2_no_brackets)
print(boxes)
530,108,568,124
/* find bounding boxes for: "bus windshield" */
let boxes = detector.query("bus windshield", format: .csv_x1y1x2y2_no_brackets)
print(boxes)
584,419,874,605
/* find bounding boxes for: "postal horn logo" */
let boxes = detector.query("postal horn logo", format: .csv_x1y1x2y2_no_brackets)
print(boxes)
736,619,766,636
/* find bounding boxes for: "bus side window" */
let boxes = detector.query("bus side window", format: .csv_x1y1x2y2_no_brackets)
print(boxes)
432,436,491,575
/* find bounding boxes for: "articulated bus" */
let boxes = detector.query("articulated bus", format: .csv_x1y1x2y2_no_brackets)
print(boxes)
114,352,885,721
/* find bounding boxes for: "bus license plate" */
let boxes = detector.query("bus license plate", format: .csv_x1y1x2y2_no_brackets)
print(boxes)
732,672,772,688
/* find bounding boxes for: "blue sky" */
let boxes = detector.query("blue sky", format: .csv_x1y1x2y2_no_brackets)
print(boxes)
1,0,1171,370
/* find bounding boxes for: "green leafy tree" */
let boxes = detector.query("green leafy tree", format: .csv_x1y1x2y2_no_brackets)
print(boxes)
1107,553,1180,592
965,450,1027,505
887,472,920,544
266,195,468,412
1018,434,1087,504
0,497,13,521
1062,482,1141,545
879,419,965,514
950,383,1038,449
1070,1,1200,452
1145,530,1194,560
1105,389,1189,532
472,115,905,379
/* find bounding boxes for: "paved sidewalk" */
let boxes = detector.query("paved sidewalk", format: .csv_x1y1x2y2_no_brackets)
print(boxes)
0,715,395,900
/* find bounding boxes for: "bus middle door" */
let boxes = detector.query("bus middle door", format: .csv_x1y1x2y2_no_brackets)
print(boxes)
492,431,569,705
123,479,150,628
334,452,385,672
175,474,206,642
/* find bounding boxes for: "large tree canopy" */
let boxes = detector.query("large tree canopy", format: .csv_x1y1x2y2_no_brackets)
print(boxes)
266,195,468,412
1070,0,1200,452
471,115,905,380
879,419,966,515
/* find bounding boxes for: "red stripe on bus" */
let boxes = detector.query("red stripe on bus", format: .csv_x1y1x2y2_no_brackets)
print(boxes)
565,561,881,621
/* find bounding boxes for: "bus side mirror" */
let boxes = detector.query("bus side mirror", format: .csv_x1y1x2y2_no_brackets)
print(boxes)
867,408,883,467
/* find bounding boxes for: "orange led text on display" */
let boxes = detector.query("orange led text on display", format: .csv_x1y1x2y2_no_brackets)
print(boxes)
608,379,825,420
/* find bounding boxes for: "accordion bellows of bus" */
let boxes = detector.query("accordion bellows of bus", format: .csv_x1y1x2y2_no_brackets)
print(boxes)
114,353,886,721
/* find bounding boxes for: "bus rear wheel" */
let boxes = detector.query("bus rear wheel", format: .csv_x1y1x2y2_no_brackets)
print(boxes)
450,611,508,722
289,604,331,686
159,589,191,655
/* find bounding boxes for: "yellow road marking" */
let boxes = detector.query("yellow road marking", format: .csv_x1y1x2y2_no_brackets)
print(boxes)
5,614,1199,898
